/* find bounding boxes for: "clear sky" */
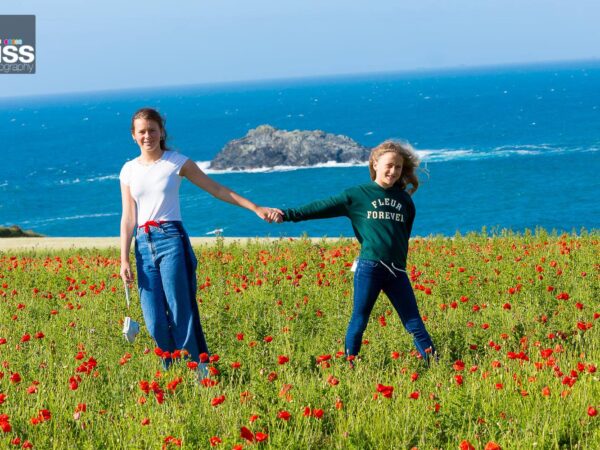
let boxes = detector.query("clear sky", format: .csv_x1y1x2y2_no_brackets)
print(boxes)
1,0,599,98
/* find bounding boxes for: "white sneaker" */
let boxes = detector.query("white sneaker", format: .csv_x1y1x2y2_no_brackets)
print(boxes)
197,362,209,380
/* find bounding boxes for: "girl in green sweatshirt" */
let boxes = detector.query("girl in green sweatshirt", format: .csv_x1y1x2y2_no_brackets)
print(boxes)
282,141,436,364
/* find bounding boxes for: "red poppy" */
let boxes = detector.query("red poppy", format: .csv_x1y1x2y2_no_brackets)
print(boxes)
9,373,21,384
240,426,254,443
541,386,551,397
459,440,475,450
209,436,222,447
277,410,291,421
211,395,225,407
255,432,268,442
376,384,394,398
588,406,598,417
327,375,339,386
453,360,465,371
278,355,289,365
316,354,332,363
484,442,502,450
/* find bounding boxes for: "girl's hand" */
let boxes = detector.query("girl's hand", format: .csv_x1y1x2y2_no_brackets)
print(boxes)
256,206,284,223
120,261,135,284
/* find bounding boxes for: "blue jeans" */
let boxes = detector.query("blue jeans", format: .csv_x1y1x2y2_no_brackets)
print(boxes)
345,259,435,361
135,221,209,368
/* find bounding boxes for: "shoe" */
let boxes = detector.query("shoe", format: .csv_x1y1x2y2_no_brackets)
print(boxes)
197,362,209,380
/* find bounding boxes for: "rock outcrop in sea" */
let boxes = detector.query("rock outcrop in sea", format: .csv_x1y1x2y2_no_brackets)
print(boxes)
209,125,370,170
0,225,43,238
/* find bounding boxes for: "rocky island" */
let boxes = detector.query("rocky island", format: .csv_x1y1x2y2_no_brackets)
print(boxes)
209,125,370,170
0,225,43,238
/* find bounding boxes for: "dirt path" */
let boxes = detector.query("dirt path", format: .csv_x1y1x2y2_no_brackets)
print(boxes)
0,237,341,251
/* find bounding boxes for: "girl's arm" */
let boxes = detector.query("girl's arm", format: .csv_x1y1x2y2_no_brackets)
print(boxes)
119,183,137,283
283,192,349,222
405,196,416,237
180,159,282,222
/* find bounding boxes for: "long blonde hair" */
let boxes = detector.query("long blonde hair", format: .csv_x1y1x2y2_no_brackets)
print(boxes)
368,141,420,191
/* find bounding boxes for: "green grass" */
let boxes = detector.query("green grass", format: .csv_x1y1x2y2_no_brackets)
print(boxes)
0,231,598,449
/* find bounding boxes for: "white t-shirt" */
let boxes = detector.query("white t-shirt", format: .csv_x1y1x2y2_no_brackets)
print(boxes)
119,151,189,226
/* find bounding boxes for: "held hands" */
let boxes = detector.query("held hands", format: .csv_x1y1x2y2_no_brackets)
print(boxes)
255,206,284,223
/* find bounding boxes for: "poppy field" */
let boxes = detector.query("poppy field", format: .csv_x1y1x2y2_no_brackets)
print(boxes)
0,231,598,449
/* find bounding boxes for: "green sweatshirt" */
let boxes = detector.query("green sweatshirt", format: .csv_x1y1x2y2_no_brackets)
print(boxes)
283,181,415,268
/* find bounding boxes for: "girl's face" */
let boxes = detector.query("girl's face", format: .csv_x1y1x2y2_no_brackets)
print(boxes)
373,152,403,188
132,118,162,153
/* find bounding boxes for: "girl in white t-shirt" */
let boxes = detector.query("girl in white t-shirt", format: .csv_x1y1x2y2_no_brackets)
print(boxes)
119,108,281,372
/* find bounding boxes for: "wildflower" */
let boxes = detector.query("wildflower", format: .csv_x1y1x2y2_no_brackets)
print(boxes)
327,375,339,386
255,432,268,442
277,410,291,421
484,442,502,450
240,427,254,443
211,395,225,407
459,440,475,450
376,384,394,398
453,360,465,371
541,386,551,397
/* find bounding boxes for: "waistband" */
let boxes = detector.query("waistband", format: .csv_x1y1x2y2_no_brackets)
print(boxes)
137,220,182,234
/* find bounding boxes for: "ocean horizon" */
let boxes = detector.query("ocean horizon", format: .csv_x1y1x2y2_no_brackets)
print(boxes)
1,60,599,237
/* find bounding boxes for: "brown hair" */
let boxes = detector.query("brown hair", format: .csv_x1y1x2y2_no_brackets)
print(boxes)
368,141,420,192
131,107,169,150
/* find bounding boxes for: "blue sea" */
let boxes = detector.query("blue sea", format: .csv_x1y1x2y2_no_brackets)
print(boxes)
1,61,599,237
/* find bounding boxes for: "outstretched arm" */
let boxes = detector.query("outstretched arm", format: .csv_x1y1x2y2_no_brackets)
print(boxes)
180,159,282,222
283,192,349,222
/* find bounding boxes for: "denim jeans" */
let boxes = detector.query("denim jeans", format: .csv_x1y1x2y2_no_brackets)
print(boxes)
135,221,209,368
345,259,435,360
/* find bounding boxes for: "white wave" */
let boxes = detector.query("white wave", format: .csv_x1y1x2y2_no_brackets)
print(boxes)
20,213,119,226
59,178,81,185
0,181,8,187
205,228,224,235
196,160,368,174
86,174,119,183
193,144,595,174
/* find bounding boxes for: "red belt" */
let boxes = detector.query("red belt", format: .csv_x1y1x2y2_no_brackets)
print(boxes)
138,220,165,234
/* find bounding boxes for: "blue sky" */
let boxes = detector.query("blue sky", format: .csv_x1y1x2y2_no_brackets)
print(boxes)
1,0,599,97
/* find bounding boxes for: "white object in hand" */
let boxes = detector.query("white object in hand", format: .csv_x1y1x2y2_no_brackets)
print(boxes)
122,316,140,343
